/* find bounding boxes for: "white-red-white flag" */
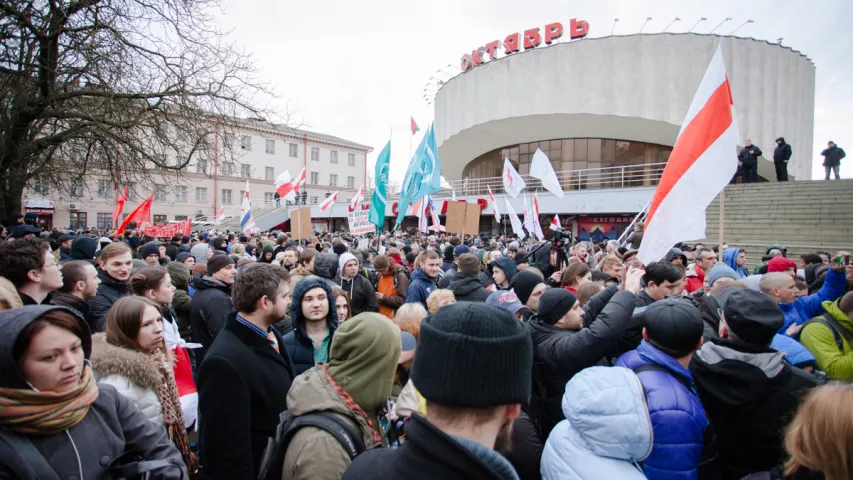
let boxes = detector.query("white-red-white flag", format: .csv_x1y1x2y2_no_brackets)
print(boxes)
487,186,501,223
275,171,296,202
211,206,226,231
291,168,306,191
502,158,526,198
638,44,739,265
319,191,338,212
350,185,364,210
549,214,561,231
532,193,545,241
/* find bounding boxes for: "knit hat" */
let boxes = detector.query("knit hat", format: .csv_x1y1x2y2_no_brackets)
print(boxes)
644,298,704,357
338,252,359,276
132,259,148,270
207,254,235,274
176,252,195,264
537,288,578,325
453,244,470,257
412,303,532,407
444,245,455,261
767,256,797,273
717,288,783,345
332,242,348,256
140,242,160,259
509,271,545,305
405,252,417,264
513,251,531,266
706,263,739,287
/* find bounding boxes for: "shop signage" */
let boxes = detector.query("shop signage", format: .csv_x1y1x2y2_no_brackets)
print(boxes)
460,19,590,71
577,215,634,242
23,197,55,213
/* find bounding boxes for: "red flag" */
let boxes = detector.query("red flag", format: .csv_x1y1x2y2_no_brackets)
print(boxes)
115,194,154,235
111,185,128,228
182,218,192,237
410,117,420,135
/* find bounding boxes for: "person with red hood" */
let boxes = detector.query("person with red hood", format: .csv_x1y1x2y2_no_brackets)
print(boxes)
767,256,798,278
686,248,717,294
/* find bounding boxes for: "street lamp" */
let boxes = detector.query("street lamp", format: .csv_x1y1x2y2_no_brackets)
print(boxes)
688,17,707,33
729,19,754,35
663,17,681,32
639,17,652,34
710,17,732,34
611,18,619,35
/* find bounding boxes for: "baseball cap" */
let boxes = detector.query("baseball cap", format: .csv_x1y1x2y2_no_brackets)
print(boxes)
400,331,417,352
644,297,704,357
486,291,530,317
453,244,469,257
717,288,783,345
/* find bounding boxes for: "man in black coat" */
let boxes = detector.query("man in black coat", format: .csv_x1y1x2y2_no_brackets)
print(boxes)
690,289,818,479
282,275,338,375
190,254,236,363
773,137,792,182
820,140,845,180
529,266,643,437
198,263,295,480
737,139,763,183
87,242,134,331
334,252,379,316
446,253,491,302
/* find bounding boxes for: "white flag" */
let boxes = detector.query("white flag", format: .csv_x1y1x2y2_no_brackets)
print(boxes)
487,186,501,223
319,191,338,212
522,194,535,236
549,214,561,231
530,148,565,198
533,193,545,241
502,158,526,198
504,198,526,238
451,188,457,201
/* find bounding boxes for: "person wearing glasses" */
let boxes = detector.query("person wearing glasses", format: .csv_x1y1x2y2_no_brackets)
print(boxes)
0,237,64,306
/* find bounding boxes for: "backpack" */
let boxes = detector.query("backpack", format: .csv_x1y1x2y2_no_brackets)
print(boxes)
256,410,366,480
801,312,853,352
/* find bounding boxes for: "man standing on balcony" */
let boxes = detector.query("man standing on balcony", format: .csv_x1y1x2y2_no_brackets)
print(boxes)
737,139,762,183
773,137,792,182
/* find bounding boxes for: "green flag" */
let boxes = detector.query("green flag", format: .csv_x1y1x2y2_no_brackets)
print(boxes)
368,140,391,232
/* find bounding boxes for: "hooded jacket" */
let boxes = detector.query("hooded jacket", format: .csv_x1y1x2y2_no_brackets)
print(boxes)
665,248,688,266
49,291,90,321
690,339,818,479
541,366,652,480
722,248,749,279
488,257,518,289
405,267,438,308
258,245,275,263
190,243,210,265
289,262,314,286
283,314,399,480
773,138,792,163
0,306,185,480
615,341,709,480
685,263,705,294
167,262,193,340
820,145,846,167
282,276,339,375
778,267,846,334
447,273,492,303
800,299,853,381
86,269,130,332
68,235,97,262
314,252,342,289
335,252,379,316
189,275,233,360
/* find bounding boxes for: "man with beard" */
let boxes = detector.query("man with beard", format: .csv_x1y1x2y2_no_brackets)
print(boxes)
190,254,237,363
51,260,101,320
198,263,295,479
87,242,134,331
344,302,533,479
282,246,299,270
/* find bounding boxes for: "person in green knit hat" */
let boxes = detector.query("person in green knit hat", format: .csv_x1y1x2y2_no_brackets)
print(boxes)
800,292,853,382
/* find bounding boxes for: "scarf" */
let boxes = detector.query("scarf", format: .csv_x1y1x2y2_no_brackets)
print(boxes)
0,365,99,435
151,348,199,478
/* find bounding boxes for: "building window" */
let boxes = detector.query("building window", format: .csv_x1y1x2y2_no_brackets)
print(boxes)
265,166,274,181
329,174,337,187
264,192,274,204
330,150,338,164
97,213,112,230
33,176,49,195
239,191,245,202
175,215,188,222
221,162,235,177
154,184,168,202
196,159,208,175
241,163,251,179
153,214,168,225
222,189,233,205
70,179,83,197
265,139,275,154
311,196,318,205
311,147,319,161
347,176,355,189
97,179,110,198
69,212,87,230
196,187,207,203
241,135,252,150
348,153,355,166
174,186,188,202
310,172,319,184
289,143,298,157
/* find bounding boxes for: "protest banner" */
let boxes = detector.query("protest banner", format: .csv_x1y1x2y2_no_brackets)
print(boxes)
347,210,375,235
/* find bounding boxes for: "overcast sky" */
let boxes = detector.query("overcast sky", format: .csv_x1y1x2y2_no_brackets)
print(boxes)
217,0,852,181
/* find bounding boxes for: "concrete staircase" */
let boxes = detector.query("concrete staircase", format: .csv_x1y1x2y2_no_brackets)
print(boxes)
695,179,853,262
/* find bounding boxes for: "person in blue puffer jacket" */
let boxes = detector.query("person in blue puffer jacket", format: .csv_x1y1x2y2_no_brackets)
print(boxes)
615,298,716,480
759,262,849,335
722,247,749,279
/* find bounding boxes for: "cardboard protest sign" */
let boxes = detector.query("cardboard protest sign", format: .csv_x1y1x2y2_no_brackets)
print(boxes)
347,210,375,235
290,207,313,240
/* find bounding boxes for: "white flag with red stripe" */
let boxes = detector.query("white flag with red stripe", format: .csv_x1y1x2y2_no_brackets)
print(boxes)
350,185,364,210
487,186,501,223
532,193,544,241
275,171,296,201
319,191,338,212
638,44,739,265
549,214,561,231
292,168,306,191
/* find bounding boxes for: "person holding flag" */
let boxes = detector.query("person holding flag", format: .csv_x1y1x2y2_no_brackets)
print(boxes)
394,123,441,230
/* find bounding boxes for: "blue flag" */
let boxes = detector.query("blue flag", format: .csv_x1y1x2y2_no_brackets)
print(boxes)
394,123,441,229
368,140,391,232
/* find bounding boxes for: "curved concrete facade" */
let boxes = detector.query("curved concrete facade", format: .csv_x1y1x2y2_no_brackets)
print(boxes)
435,33,815,182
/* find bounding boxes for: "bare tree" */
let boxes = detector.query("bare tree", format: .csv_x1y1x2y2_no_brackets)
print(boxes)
0,0,285,221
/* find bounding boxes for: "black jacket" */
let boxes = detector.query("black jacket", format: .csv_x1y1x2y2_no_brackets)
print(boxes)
86,270,129,332
613,289,657,355
447,273,491,303
197,314,295,480
689,290,724,341
334,273,379,316
773,138,792,163
821,145,846,167
344,413,519,480
50,292,90,323
281,276,338,375
738,145,763,166
504,407,542,480
190,276,233,361
69,236,98,263
690,339,818,479
529,289,637,436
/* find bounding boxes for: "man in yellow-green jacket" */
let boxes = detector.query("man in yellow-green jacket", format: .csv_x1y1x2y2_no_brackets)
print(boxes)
800,292,853,382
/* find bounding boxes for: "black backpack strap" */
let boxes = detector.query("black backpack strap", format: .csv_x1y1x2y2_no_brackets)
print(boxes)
801,313,853,351
0,431,62,480
632,363,693,391
282,412,366,459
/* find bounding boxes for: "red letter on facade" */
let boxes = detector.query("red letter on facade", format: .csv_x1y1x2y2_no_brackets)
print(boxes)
569,18,589,39
523,28,541,50
544,22,563,44
471,47,486,66
484,40,500,61
460,54,472,71
504,33,520,54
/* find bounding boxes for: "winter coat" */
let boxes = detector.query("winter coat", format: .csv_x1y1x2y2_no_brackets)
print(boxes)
447,273,492,303
541,366,652,480
344,413,521,480
773,138,792,164
626,231,644,250
488,257,518,285
613,289,657,355
374,266,410,314
49,291,90,322
289,263,314,287
778,267,847,334
334,273,379,316
282,366,384,480
0,305,185,480
313,252,341,289
86,269,130,332
69,235,98,262
530,290,637,436
89,333,164,424
722,248,749,279
800,299,853,381
738,144,763,166
820,145,846,167
690,339,818,479
505,407,542,480
405,267,438,308
282,276,338,375
59,247,73,262
189,275,233,362
167,262,193,340
191,243,210,265
197,313,295,480
615,341,709,480
685,264,705,294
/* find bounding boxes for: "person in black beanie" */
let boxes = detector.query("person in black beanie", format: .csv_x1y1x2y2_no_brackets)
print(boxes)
509,270,548,321
344,303,534,480
332,241,348,257
529,265,644,437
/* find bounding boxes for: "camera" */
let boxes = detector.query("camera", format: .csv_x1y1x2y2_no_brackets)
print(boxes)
550,227,572,250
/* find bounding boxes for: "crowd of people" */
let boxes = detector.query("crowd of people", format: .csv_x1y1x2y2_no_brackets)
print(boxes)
734,138,845,183
0,216,852,480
